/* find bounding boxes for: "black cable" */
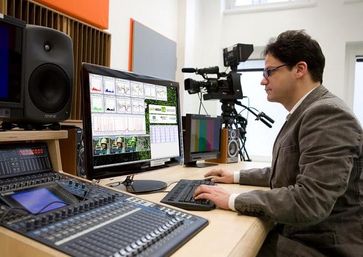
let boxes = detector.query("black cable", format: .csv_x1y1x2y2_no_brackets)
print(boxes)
81,180,98,201
166,181,179,188
33,200,68,215
198,92,202,114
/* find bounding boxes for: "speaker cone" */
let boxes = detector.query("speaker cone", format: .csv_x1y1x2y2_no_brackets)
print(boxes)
28,63,71,114
228,140,239,157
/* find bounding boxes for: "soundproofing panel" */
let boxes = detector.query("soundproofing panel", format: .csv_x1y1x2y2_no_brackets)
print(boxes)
129,19,177,81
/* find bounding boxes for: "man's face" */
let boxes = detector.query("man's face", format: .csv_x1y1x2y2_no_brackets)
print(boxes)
261,54,296,107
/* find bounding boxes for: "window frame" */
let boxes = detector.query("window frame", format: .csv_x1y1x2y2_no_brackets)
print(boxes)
224,0,317,14
343,0,363,4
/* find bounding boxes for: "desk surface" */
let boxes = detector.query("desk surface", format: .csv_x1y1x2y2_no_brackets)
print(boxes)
100,161,272,257
0,161,272,257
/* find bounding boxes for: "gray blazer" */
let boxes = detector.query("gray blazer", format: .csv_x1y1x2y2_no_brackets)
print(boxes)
235,86,363,257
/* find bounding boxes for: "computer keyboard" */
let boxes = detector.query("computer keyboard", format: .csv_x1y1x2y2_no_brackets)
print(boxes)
161,179,216,211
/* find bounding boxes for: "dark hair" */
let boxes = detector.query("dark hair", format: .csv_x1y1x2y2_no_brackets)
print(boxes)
263,30,325,83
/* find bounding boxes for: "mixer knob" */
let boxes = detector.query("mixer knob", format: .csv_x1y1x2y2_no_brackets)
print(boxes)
54,211,61,220
73,206,79,214
89,201,94,209
61,209,67,218
25,220,34,231
84,202,89,210
34,218,41,228
67,208,73,216
41,216,48,225
48,213,54,222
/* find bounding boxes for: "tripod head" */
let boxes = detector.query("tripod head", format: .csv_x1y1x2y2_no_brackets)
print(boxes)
218,99,274,162
220,99,273,128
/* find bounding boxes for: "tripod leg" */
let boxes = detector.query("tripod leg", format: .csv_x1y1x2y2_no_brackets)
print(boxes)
242,144,251,162
238,136,251,162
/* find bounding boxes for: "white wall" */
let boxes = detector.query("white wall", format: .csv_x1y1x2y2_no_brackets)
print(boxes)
108,0,179,71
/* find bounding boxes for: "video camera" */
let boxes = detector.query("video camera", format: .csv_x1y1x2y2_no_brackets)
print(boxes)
182,43,253,101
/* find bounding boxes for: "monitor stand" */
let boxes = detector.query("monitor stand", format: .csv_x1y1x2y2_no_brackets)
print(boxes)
184,161,218,168
108,175,167,194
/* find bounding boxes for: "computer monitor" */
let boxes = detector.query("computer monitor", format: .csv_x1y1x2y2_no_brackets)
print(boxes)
81,63,183,193
183,114,221,168
0,15,24,114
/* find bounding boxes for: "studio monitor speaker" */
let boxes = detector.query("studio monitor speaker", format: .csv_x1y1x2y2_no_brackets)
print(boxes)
207,128,240,164
21,25,73,123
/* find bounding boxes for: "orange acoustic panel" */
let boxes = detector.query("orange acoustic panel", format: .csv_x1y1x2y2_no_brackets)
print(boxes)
128,18,135,71
34,0,109,29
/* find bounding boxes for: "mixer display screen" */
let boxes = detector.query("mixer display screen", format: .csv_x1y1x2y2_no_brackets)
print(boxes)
10,187,66,214
17,148,44,156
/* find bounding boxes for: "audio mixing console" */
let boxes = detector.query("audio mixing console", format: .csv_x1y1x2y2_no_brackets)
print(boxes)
0,143,208,257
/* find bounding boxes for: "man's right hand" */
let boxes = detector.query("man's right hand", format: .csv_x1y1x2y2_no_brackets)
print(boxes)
204,168,235,184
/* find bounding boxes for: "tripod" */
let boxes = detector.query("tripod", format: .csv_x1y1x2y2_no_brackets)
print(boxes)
220,100,274,162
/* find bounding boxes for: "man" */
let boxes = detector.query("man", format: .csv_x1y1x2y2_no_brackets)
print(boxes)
194,30,363,257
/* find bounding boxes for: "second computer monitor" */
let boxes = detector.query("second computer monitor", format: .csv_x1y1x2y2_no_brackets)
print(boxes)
183,114,222,168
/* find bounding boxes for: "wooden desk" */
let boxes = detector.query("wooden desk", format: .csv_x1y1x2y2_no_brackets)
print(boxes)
0,159,272,257
100,161,273,257
0,130,68,171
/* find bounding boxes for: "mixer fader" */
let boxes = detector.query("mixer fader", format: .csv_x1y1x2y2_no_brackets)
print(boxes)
0,143,208,257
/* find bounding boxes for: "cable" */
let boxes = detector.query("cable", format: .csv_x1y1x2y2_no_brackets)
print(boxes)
197,93,209,115
33,201,68,215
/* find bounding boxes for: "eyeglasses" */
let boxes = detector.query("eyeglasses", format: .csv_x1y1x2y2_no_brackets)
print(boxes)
263,64,288,79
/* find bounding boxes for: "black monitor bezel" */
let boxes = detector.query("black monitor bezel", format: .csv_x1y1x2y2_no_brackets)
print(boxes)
0,15,25,109
81,63,183,179
182,114,222,166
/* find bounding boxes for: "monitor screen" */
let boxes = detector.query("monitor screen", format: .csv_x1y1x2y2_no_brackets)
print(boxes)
0,16,24,106
183,114,221,168
81,63,182,180
9,187,67,214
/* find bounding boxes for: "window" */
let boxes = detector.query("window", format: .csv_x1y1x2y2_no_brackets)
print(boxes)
224,0,316,13
235,60,288,161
